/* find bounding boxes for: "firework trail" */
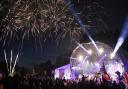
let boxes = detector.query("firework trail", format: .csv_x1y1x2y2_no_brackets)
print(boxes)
4,50,19,77
11,53,19,75
4,50,9,72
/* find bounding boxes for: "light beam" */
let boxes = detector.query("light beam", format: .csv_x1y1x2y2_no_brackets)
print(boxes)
64,0,100,53
73,39,89,53
98,54,107,64
112,16,128,56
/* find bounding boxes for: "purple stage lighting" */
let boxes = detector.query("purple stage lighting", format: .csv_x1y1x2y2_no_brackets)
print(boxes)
70,42,124,79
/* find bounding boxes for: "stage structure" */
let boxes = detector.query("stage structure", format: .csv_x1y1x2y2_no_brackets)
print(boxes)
55,42,125,80
54,64,71,79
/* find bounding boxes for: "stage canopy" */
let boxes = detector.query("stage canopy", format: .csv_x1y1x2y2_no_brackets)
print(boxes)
70,42,124,79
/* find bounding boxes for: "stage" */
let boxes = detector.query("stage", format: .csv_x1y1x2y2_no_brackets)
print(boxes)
54,42,125,80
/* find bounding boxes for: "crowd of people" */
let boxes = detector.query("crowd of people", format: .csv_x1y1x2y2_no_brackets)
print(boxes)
0,72,127,89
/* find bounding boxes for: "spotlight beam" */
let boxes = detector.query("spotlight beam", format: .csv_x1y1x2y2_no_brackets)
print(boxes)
88,35,100,53
98,54,106,64
78,44,89,53
64,0,100,53
73,39,89,53
82,56,88,63
112,16,128,56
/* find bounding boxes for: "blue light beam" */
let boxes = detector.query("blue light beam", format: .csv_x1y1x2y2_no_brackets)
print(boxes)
98,54,107,64
73,39,89,53
64,0,100,53
112,16,128,58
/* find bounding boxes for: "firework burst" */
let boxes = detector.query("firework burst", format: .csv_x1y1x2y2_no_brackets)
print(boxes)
77,0,111,34
0,0,110,48
0,0,81,47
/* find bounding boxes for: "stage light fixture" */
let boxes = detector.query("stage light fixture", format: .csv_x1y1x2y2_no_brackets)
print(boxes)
88,49,92,55
78,55,83,62
99,48,104,54
110,53,115,59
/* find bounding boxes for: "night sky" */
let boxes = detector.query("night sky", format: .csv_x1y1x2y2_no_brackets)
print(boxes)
0,0,128,67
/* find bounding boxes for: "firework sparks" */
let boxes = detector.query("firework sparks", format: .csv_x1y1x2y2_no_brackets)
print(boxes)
0,0,109,48
0,0,81,46
70,0,110,34
78,1,110,33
